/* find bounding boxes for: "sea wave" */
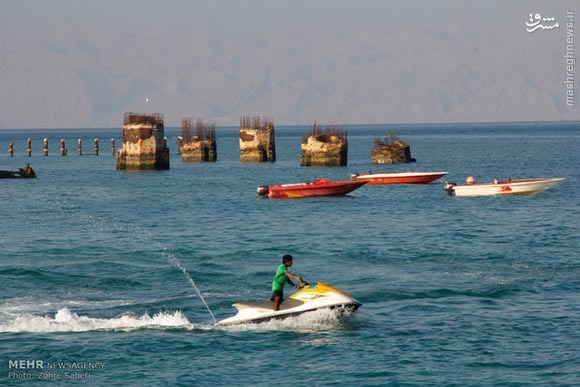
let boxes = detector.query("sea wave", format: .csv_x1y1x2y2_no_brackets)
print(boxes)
0,307,195,333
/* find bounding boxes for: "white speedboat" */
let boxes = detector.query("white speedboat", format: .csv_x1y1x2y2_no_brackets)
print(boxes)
444,177,565,197
216,282,361,326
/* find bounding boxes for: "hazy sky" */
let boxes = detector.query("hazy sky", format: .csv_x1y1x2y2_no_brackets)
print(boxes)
0,0,578,128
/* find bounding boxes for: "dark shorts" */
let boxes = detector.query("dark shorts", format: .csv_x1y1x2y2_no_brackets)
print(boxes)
271,290,283,301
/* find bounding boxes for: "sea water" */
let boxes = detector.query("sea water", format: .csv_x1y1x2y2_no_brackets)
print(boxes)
0,122,578,385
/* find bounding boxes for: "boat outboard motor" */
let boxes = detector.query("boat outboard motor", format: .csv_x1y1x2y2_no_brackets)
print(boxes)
257,186,269,196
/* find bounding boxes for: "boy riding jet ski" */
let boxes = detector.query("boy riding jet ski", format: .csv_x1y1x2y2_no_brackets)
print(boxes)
216,255,361,326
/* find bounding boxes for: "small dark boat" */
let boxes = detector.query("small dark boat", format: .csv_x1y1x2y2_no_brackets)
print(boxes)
0,164,36,179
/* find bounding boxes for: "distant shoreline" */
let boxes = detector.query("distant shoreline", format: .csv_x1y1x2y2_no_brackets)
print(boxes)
2,119,579,132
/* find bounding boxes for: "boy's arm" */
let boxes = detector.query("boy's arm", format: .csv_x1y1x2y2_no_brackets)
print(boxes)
286,271,303,286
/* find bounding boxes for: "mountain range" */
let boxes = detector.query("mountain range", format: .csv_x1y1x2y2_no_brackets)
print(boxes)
0,0,577,129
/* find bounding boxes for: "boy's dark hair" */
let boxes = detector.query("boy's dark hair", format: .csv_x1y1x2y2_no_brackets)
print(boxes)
282,254,293,263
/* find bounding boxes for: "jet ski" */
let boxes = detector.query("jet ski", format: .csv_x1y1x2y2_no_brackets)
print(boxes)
216,282,361,326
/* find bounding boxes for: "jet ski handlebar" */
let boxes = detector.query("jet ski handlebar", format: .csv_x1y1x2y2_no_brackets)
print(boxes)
297,279,309,288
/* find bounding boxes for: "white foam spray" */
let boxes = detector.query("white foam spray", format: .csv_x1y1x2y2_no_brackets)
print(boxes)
79,214,218,323
218,308,356,332
159,246,217,323
0,307,195,333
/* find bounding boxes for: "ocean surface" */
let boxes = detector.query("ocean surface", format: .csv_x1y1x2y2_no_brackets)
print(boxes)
0,122,578,386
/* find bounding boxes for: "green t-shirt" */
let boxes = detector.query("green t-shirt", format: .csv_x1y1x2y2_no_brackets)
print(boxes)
272,264,288,292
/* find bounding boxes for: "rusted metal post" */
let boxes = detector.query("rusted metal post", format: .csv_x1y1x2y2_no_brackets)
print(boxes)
177,136,183,155
94,139,99,156
8,141,14,157
78,139,82,156
60,139,67,156
27,138,31,157
43,138,48,156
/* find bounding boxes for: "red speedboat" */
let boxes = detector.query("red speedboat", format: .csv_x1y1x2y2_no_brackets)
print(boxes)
257,178,367,199
351,171,447,185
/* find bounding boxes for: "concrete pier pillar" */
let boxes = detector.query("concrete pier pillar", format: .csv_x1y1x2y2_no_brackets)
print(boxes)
116,112,170,170
60,139,67,156
300,124,348,167
180,118,217,162
371,133,416,164
239,116,275,162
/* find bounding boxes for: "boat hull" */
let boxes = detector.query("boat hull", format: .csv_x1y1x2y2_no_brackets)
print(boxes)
258,178,366,199
352,171,447,185
445,178,565,197
217,302,361,326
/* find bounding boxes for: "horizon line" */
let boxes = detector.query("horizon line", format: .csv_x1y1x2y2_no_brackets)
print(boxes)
2,119,579,132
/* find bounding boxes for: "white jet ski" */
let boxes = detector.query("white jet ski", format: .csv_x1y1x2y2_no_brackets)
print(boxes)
216,282,361,326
